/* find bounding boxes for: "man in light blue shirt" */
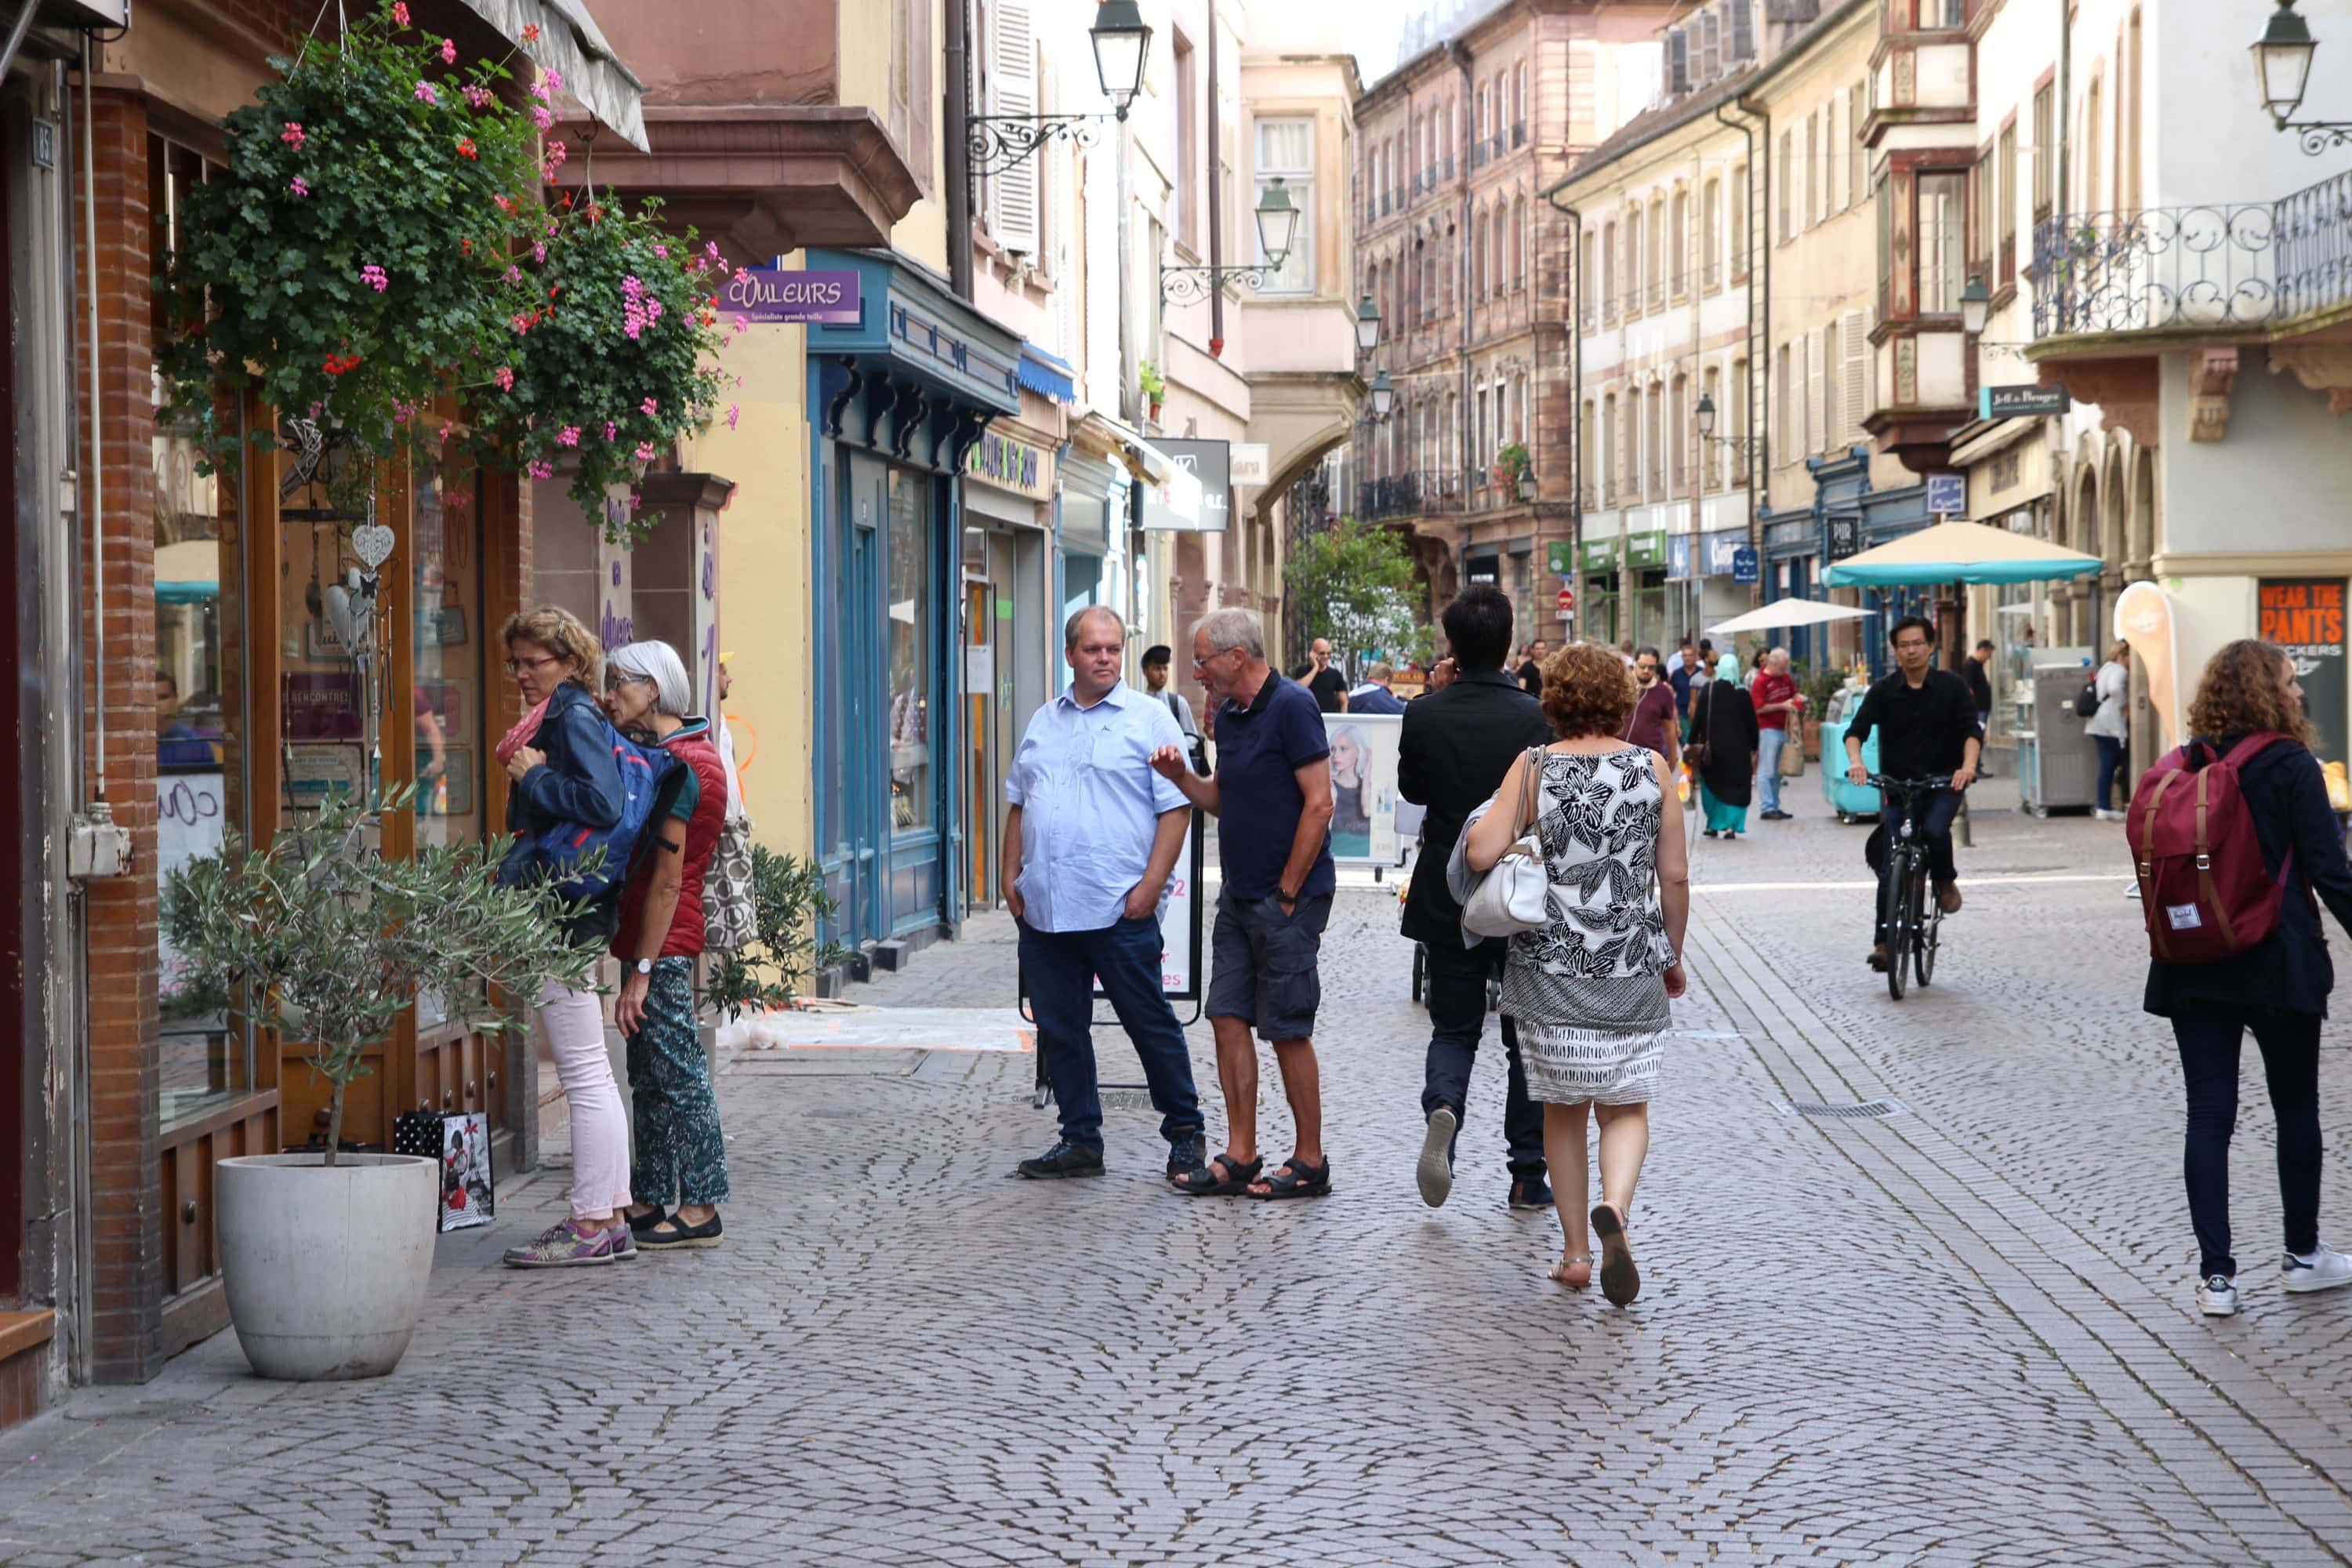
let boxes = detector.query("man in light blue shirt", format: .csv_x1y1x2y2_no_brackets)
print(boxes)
1003,606,1204,1182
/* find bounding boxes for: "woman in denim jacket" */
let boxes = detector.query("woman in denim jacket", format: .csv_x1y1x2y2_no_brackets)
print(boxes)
494,606,637,1269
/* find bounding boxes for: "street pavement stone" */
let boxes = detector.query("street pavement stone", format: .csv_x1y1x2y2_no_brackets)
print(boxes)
3,777,2352,1563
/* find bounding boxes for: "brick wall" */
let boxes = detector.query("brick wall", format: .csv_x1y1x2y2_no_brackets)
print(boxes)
77,89,163,1385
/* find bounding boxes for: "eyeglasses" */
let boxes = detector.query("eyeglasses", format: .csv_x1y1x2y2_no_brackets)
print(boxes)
1893,639,1932,652
604,670,652,693
503,653,561,675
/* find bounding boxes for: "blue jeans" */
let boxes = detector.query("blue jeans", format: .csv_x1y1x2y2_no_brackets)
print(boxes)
2095,734,2126,811
1756,727,1788,814
1020,915,1205,1153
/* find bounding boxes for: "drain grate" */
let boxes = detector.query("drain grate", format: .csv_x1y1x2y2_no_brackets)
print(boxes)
1779,1098,1909,1120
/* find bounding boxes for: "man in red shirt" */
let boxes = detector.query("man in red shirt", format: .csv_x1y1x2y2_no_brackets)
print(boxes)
1751,646,1801,822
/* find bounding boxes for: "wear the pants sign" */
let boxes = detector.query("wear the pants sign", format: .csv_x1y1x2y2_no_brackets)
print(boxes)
2259,578,2349,768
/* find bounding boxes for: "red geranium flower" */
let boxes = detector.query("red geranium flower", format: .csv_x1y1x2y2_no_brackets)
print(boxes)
456,137,477,160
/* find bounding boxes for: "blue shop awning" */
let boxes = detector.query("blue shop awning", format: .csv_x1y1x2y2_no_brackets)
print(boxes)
1018,344,1078,405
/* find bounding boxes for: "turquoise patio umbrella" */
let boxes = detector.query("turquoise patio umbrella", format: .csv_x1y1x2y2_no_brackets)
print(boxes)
1822,519,2103,587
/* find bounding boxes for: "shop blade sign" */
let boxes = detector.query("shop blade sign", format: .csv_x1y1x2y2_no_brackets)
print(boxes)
1980,383,2071,419
1827,515,1862,561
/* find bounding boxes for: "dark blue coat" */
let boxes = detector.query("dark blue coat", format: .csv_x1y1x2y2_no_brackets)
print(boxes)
2145,735,2352,1019
497,681,626,924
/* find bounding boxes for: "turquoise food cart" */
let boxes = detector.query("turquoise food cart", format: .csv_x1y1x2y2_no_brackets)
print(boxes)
1818,691,1883,823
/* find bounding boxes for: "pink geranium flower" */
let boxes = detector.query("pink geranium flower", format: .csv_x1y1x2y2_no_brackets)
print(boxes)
725,403,742,430
493,366,515,391
527,459,554,480
557,426,580,447
281,122,306,150
603,420,617,441
532,104,554,131
440,38,457,64
392,2,410,24
359,263,389,292
462,85,492,110
289,176,310,197
413,81,438,105
634,441,655,463
641,397,658,416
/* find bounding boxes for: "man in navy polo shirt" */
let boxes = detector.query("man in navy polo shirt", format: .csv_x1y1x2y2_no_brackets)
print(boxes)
1150,608,1338,1200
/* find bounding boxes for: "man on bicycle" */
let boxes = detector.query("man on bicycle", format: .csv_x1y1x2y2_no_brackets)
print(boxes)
1844,615,1983,971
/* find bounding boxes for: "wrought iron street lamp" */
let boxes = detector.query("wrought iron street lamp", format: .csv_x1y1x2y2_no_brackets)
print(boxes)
1160,180,1301,303
966,2,1150,176
1370,371,1396,419
1694,392,1759,459
1961,274,1991,336
2252,0,2352,153
1516,469,1539,504
1356,295,1382,354
1090,1,1152,120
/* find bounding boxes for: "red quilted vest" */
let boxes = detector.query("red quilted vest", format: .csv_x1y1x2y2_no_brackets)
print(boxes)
613,724,730,960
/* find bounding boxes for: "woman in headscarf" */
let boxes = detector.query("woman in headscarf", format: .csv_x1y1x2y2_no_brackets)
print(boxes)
1692,651,1759,840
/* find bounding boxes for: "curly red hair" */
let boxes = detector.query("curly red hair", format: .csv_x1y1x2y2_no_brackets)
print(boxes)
2187,637,2314,747
1539,642,1638,739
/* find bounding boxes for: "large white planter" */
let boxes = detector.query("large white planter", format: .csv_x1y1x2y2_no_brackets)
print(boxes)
216,1152,437,1381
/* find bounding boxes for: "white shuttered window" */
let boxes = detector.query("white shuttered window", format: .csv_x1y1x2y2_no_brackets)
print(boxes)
988,1,1040,252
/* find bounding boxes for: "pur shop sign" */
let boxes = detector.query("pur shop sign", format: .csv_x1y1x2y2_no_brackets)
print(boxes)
722,267,863,325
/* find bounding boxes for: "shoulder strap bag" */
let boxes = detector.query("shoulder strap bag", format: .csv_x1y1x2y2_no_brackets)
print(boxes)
1461,748,1553,938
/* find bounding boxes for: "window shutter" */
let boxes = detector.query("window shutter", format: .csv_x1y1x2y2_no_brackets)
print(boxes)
1668,28,1690,96
1729,0,1755,62
1842,309,1870,441
1806,330,1825,456
992,0,1040,253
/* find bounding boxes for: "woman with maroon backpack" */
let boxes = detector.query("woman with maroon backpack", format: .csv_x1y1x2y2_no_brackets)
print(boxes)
2143,638,2352,1316
602,640,735,1251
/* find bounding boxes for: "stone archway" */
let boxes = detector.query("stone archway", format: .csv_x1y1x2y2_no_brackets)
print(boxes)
2128,443,2157,574
2071,457,2102,648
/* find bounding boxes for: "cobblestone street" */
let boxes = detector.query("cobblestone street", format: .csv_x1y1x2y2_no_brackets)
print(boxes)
5,782,2352,1566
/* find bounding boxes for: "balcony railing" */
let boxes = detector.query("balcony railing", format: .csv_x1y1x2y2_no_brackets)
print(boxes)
2276,167,2352,321
1356,469,1468,521
2031,205,2278,339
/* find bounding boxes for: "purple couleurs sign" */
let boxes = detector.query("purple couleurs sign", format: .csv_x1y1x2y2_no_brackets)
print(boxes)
722,267,862,325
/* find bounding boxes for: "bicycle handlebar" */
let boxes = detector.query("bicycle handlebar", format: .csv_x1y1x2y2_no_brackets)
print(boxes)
1864,774,1955,793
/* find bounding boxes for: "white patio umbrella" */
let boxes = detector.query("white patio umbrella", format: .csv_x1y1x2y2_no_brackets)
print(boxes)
1705,598,1871,637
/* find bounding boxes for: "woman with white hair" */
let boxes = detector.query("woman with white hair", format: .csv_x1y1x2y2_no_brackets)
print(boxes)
601,639,734,1249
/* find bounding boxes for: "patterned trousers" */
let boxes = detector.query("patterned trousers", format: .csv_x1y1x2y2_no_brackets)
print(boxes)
626,957,731,1207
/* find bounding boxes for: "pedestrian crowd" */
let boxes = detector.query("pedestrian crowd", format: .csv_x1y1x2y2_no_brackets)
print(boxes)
996,596,2352,1323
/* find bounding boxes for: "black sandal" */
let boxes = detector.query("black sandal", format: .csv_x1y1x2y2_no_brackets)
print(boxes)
1250,1157,1333,1200
625,1207,671,1237
1173,1152,1261,1196
640,1210,724,1249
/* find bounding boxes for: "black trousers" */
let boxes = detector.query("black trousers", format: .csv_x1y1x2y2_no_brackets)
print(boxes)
2171,1001,2325,1278
1419,938,1547,1180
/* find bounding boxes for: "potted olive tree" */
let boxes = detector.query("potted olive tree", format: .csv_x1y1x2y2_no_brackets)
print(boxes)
164,791,594,1380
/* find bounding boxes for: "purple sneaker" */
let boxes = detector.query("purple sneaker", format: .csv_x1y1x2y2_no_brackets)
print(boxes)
502,1218,633,1269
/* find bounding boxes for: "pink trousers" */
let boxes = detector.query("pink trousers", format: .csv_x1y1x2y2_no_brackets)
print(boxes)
536,979,633,1221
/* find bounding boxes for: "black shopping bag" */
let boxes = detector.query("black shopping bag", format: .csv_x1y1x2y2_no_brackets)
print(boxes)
391,1110,497,1232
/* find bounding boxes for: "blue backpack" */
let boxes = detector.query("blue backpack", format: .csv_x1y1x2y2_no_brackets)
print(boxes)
532,726,677,900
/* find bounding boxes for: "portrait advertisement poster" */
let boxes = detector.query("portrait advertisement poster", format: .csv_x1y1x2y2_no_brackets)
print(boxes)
1325,713,1403,866
2259,578,2349,770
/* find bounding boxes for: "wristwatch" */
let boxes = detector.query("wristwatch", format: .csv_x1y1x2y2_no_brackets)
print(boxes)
633,959,654,976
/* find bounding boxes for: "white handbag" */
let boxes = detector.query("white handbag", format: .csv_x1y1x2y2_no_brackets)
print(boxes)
1461,749,1552,938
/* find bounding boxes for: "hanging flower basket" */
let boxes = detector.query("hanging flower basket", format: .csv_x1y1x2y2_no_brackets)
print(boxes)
461,189,735,542
157,1,542,499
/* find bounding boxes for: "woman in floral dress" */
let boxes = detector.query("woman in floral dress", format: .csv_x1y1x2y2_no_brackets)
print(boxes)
1465,643,1691,1306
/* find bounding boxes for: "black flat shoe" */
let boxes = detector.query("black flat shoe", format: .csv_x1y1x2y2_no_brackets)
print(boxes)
625,1207,671,1237
640,1210,724,1249
1018,1141,1105,1180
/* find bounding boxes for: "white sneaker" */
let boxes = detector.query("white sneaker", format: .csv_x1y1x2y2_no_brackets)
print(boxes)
2198,1274,2240,1316
2282,1244,2352,1294
2095,808,2125,822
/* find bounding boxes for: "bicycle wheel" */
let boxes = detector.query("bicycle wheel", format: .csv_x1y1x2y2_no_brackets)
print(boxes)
1884,851,1913,1002
1914,869,1940,989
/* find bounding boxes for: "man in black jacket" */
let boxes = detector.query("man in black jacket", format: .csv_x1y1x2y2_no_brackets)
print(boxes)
1399,587,1553,1212
1845,615,1982,969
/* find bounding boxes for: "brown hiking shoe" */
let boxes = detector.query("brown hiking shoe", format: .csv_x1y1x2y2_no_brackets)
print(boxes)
1936,880,1963,914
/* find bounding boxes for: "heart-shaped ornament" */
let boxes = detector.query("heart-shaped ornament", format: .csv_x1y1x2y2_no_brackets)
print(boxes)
350,522,396,570
322,583,356,649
